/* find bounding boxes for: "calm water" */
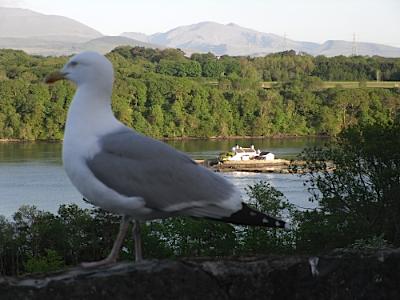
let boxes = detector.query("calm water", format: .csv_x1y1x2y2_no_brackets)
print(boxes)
0,138,326,218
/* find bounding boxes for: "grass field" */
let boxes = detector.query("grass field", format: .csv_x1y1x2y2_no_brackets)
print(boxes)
261,81,400,89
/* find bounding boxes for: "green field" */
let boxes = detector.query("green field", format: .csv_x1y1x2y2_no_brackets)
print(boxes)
261,81,400,89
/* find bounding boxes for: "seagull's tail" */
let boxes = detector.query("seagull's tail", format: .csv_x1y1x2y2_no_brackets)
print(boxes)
220,203,290,230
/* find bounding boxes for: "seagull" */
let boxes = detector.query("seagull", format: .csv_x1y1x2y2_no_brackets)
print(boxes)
45,51,289,268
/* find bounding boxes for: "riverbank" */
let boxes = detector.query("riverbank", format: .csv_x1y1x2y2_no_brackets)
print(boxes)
0,138,28,143
162,134,330,141
0,135,330,143
0,139,61,143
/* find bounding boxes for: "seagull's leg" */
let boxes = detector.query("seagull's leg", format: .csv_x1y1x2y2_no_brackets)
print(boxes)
81,215,130,268
132,220,143,262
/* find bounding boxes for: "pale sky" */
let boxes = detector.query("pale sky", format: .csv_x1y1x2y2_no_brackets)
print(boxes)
2,0,400,47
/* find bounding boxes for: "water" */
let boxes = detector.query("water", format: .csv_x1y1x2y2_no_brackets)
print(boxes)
0,138,326,218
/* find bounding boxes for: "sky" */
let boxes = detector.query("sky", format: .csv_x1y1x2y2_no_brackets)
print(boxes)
1,0,400,47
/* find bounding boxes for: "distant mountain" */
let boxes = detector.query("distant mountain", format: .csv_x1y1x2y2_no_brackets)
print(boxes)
124,22,307,56
0,7,102,42
0,37,78,56
0,35,160,56
121,32,150,43
1,7,399,57
122,21,400,57
78,36,160,54
0,7,160,56
315,40,400,57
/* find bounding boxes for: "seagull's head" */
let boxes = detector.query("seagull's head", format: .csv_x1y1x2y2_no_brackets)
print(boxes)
45,51,114,92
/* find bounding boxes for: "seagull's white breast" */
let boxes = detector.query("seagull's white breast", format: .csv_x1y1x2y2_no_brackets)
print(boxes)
62,88,148,217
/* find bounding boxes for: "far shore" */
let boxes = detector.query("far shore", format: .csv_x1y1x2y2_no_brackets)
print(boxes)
0,135,330,143
0,138,61,143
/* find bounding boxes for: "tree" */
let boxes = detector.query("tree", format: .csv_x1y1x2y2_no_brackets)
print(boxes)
191,53,224,78
0,48,399,140
238,182,297,254
0,181,298,275
297,120,400,251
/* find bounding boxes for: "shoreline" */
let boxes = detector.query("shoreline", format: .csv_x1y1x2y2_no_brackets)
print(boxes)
0,138,61,143
163,134,330,141
0,135,330,143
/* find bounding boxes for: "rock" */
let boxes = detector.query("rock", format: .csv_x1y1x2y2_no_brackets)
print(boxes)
1,249,400,299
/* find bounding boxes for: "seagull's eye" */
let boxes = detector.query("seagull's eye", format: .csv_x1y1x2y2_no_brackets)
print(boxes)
69,61,79,67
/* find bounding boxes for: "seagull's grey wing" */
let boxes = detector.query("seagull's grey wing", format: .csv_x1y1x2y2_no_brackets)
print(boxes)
86,128,240,217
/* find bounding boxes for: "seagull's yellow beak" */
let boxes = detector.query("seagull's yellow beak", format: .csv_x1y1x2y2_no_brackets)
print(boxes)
44,71,67,84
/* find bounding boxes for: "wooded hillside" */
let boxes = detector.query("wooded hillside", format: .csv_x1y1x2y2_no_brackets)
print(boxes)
0,47,399,140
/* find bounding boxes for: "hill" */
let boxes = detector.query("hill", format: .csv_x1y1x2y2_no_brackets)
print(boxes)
0,7,160,56
78,36,161,54
123,22,319,56
0,47,399,140
1,7,399,57
122,21,400,57
0,7,102,42
316,40,400,57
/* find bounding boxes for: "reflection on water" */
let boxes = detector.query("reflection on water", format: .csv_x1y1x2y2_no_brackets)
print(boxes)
0,142,62,164
0,138,323,218
224,172,314,210
0,161,86,218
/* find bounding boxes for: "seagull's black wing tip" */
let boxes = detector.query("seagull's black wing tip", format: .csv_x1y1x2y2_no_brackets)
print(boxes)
221,203,288,229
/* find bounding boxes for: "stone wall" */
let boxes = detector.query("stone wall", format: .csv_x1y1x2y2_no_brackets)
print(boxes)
1,249,400,299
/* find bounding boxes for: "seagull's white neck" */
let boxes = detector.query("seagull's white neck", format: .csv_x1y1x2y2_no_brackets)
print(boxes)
65,84,121,140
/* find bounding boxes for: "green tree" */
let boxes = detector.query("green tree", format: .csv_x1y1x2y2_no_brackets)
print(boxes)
0,48,399,140
297,121,400,251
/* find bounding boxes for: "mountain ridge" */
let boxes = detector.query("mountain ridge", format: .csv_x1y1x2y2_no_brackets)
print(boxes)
0,7,102,41
0,7,160,55
1,7,399,57
121,21,400,57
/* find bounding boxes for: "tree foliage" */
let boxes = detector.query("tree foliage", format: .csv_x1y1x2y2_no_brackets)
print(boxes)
1,122,398,275
296,120,400,251
0,47,399,140
0,182,296,276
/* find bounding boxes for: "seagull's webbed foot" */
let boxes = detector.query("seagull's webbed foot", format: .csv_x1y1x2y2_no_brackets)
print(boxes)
80,215,131,269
